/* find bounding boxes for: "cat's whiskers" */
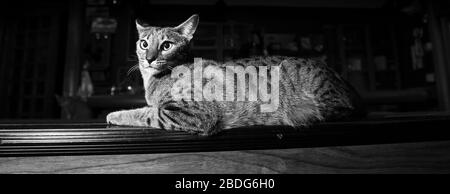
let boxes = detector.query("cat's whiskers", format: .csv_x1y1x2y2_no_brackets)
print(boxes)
127,64,140,76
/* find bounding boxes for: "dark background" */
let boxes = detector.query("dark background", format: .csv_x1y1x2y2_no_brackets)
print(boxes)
0,0,449,120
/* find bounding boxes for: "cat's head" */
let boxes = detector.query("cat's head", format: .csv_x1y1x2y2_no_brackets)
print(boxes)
136,14,199,77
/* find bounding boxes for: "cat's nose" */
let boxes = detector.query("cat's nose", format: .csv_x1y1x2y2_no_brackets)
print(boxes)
146,48,157,63
146,55,156,63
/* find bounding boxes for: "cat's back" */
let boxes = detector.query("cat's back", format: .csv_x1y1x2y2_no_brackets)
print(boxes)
223,56,351,94
200,55,360,105
217,55,365,121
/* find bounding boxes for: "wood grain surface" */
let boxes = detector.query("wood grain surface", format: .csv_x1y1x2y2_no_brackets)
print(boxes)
1,140,449,174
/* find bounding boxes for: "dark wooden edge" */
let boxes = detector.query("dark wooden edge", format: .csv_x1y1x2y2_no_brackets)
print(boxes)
0,115,450,157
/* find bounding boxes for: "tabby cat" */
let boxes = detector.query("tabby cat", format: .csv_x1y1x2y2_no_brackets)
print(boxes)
106,14,365,136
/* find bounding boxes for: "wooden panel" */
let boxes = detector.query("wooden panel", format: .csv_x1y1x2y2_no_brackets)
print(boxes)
1,140,449,173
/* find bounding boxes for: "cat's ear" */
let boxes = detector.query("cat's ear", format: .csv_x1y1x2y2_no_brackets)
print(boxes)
173,14,199,41
135,19,147,34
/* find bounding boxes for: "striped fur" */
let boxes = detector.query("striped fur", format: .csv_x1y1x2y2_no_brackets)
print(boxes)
106,15,364,136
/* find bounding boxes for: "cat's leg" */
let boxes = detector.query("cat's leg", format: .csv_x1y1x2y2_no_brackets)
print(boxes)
156,100,223,136
106,106,159,127
107,101,223,136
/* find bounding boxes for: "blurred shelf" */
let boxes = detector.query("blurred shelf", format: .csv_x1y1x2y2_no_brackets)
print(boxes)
361,88,433,104
86,95,146,109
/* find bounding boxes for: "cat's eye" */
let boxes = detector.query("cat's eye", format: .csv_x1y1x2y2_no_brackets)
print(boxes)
160,41,173,51
139,40,149,50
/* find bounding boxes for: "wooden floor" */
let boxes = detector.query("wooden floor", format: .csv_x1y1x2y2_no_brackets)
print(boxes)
1,140,450,174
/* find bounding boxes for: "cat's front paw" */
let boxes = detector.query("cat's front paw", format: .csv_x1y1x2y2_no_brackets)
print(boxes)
106,111,124,125
106,108,151,127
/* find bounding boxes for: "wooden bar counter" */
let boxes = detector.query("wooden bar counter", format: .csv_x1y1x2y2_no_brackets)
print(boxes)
1,113,450,173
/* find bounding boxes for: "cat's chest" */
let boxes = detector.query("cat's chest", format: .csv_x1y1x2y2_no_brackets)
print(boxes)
145,76,176,105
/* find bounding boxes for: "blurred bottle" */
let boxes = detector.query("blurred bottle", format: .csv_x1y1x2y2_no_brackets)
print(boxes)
77,60,94,100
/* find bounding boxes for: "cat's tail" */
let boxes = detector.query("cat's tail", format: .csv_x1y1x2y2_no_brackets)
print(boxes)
328,91,367,122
